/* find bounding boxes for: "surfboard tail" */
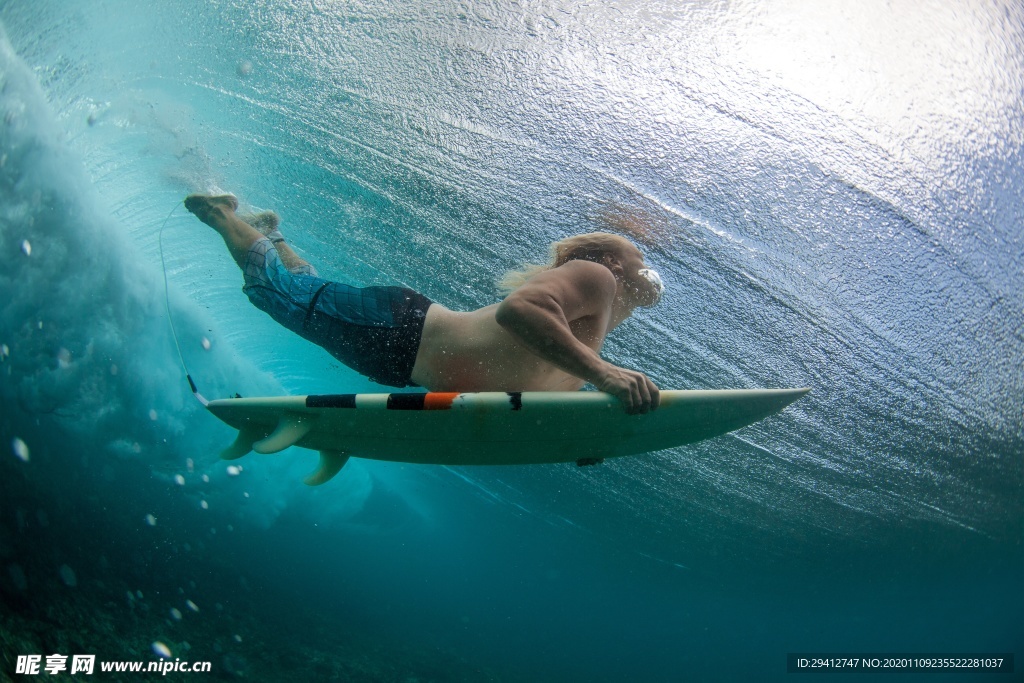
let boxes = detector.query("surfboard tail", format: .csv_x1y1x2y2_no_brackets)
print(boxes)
304,450,350,486
253,413,316,454
219,428,260,460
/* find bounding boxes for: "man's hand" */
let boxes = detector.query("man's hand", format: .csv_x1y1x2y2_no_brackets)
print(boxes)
593,363,660,414
494,260,659,413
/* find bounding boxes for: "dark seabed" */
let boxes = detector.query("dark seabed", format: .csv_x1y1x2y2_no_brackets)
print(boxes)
1,1,1021,681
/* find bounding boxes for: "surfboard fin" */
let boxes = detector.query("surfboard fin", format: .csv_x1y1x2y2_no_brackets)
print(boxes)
304,450,350,486
253,413,315,454
220,428,261,460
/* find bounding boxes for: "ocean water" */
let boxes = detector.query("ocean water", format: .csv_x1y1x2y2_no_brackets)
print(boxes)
0,0,1021,681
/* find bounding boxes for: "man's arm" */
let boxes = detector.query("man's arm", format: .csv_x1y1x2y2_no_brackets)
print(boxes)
494,260,659,414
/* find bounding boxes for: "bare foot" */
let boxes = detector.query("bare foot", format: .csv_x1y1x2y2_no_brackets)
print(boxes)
238,210,280,236
185,194,239,226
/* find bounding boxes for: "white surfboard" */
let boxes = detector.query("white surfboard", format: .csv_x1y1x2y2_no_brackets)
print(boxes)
205,388,809,485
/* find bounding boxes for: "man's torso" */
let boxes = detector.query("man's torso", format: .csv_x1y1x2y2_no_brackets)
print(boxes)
410,303,608,391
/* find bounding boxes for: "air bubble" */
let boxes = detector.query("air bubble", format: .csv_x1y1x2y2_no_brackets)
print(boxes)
59,564,77,587
11,438,29,462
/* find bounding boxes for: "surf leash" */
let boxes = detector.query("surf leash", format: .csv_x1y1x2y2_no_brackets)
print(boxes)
158,200,209,407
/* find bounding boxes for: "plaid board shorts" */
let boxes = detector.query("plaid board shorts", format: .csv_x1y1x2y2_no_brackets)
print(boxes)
241,238,432,387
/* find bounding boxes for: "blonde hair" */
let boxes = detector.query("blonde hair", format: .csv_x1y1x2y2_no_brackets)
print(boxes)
498,232,637,294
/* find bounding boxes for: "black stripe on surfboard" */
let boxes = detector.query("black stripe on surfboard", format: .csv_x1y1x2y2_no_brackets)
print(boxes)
387,393,427,410
305,394,446,410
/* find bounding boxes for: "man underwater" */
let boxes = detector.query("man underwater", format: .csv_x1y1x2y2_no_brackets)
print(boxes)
185,194,664,414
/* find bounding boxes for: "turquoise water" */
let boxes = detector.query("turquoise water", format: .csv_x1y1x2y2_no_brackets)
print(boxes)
1,1,1021,681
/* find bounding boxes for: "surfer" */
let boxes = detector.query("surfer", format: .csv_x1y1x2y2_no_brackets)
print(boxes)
185,194,663,414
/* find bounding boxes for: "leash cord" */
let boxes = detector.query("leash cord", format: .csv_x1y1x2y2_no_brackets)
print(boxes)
158,201,208,406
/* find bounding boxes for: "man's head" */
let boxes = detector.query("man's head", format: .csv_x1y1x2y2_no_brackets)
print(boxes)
548,232,636,266
499,232,664,307
552,233,663,308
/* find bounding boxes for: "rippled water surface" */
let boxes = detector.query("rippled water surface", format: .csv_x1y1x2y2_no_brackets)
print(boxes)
1,1,1021,681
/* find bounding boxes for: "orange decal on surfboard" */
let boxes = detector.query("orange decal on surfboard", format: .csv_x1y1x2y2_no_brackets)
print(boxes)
423,392,460,410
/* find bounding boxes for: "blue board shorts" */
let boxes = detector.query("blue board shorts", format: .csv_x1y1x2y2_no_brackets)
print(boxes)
242,238,432,388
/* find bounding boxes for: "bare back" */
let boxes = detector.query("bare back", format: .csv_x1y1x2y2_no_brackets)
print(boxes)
410,302,609,391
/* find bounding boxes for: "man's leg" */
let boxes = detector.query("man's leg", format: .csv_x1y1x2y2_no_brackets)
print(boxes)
186,194,316,275
225,204,314,275
185,194,264,268
273,240,313,274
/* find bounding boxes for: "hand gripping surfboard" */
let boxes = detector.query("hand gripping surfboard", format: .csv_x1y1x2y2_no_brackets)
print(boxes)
204,388,810,485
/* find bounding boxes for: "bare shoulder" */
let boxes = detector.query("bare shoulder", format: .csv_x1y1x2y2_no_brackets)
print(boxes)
502,259,616,321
